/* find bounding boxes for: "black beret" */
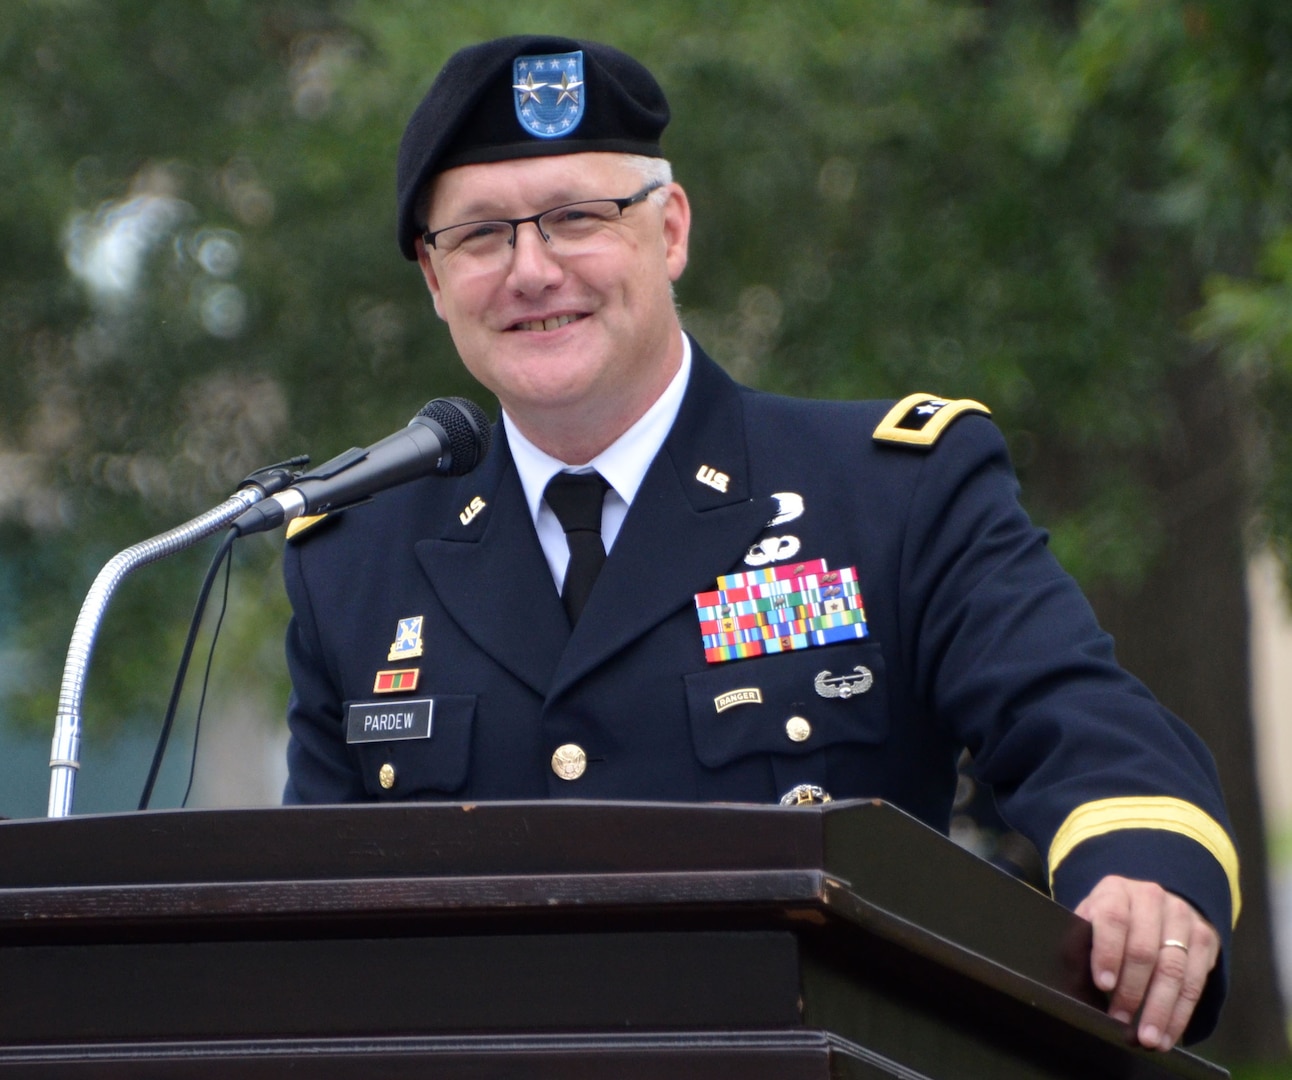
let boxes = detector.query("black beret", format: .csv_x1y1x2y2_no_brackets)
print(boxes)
396,35,670,260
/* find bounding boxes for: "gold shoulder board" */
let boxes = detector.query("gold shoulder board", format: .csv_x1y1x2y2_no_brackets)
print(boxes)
873,393,991,448
285,512,331,541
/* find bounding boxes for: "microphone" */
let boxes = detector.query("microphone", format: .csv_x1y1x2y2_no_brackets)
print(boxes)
232,396,491,536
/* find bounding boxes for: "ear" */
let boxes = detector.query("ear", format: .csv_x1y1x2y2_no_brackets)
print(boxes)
415,236,447,321
660,183,691,283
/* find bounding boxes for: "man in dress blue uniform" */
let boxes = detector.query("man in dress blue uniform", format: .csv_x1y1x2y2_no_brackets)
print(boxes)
281,35,1240,1051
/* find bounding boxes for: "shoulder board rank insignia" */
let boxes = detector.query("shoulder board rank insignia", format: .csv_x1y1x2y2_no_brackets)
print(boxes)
872,393,991,449
285,513,331,541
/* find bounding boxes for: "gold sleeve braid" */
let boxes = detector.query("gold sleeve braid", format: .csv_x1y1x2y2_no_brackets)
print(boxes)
1047,796,1241,925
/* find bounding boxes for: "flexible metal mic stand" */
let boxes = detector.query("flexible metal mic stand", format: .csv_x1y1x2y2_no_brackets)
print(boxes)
44,459,304,818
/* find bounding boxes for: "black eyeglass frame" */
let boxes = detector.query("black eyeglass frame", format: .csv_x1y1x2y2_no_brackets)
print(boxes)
421,181,665,252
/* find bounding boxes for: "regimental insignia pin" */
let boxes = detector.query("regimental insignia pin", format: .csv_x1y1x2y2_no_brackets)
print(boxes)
696,465,730,493
459,495,486,526
814,666,874,699
388,616,425,662
713,688,763,714
513,52,585,140
373,668,420,694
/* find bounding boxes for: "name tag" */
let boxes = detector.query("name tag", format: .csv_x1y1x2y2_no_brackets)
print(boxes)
346,698,433,743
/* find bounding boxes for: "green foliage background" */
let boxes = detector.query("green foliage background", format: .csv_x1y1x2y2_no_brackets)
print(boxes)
1,0,1288,787
3,0,1292,1062
0,0,1289,821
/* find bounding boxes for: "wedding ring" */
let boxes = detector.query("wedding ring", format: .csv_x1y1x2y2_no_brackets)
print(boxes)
1161,938,1189,954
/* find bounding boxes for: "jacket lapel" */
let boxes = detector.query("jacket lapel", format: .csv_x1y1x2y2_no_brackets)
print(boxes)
548,345,776,700
415,427,570,696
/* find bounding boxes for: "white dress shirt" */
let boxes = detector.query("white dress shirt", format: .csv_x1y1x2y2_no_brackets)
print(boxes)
506,334,693,592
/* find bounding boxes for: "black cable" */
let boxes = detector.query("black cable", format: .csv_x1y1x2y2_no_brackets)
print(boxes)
136,456,307,810
181,540,234,809
137,527,238,810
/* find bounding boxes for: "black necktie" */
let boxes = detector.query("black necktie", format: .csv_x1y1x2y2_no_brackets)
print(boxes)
544,471,610,625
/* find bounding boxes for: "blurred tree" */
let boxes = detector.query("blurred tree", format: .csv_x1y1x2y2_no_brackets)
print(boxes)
1,0,1288,1062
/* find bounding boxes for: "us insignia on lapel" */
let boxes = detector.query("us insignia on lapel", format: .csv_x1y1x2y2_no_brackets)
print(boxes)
696,465,730,493
873,393,991,448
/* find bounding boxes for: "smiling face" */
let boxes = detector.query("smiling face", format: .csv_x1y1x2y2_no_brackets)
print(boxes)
416,152,690,463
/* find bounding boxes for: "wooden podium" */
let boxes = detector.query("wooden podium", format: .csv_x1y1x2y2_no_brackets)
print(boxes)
0,799,1226,1078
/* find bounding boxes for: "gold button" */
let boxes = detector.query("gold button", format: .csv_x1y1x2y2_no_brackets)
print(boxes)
551,743,587,780
785,716,812,742
378,763,396,790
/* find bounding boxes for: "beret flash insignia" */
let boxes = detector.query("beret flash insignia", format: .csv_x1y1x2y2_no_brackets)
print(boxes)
873,393,991,448
513,52,585,139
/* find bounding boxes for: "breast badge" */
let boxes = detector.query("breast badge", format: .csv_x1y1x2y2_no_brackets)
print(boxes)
743,535,802,567
814,666,874,699
768,492,804,527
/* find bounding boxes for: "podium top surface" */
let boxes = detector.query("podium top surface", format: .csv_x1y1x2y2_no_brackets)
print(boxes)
0,800,1225,1079
0,799,1098,1005
0,799,1092,976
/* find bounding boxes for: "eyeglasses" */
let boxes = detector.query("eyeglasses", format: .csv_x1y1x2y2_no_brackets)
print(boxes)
422,182,663,269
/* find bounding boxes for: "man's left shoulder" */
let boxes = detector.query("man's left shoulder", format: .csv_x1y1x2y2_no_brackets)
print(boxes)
871,393,992,449
740,387,993,453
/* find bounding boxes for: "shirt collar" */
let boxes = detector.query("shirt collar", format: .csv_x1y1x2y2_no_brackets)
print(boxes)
506,333,693,523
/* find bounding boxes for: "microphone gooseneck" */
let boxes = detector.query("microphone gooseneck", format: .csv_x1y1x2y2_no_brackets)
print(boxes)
47,397,491,816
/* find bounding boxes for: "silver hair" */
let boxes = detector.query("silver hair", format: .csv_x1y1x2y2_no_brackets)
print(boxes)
617,156,681,307
620,154,674,203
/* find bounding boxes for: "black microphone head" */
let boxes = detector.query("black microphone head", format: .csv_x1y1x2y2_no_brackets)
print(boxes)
416,396,492,476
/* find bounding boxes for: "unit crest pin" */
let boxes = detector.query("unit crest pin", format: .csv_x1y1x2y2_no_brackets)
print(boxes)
388,615,425,662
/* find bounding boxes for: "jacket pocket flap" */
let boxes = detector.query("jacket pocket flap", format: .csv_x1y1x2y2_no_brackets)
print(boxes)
685,644,888,768
348,694,475,798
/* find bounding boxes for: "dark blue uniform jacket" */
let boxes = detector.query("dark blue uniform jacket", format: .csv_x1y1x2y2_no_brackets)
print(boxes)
283,341,1236,1035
